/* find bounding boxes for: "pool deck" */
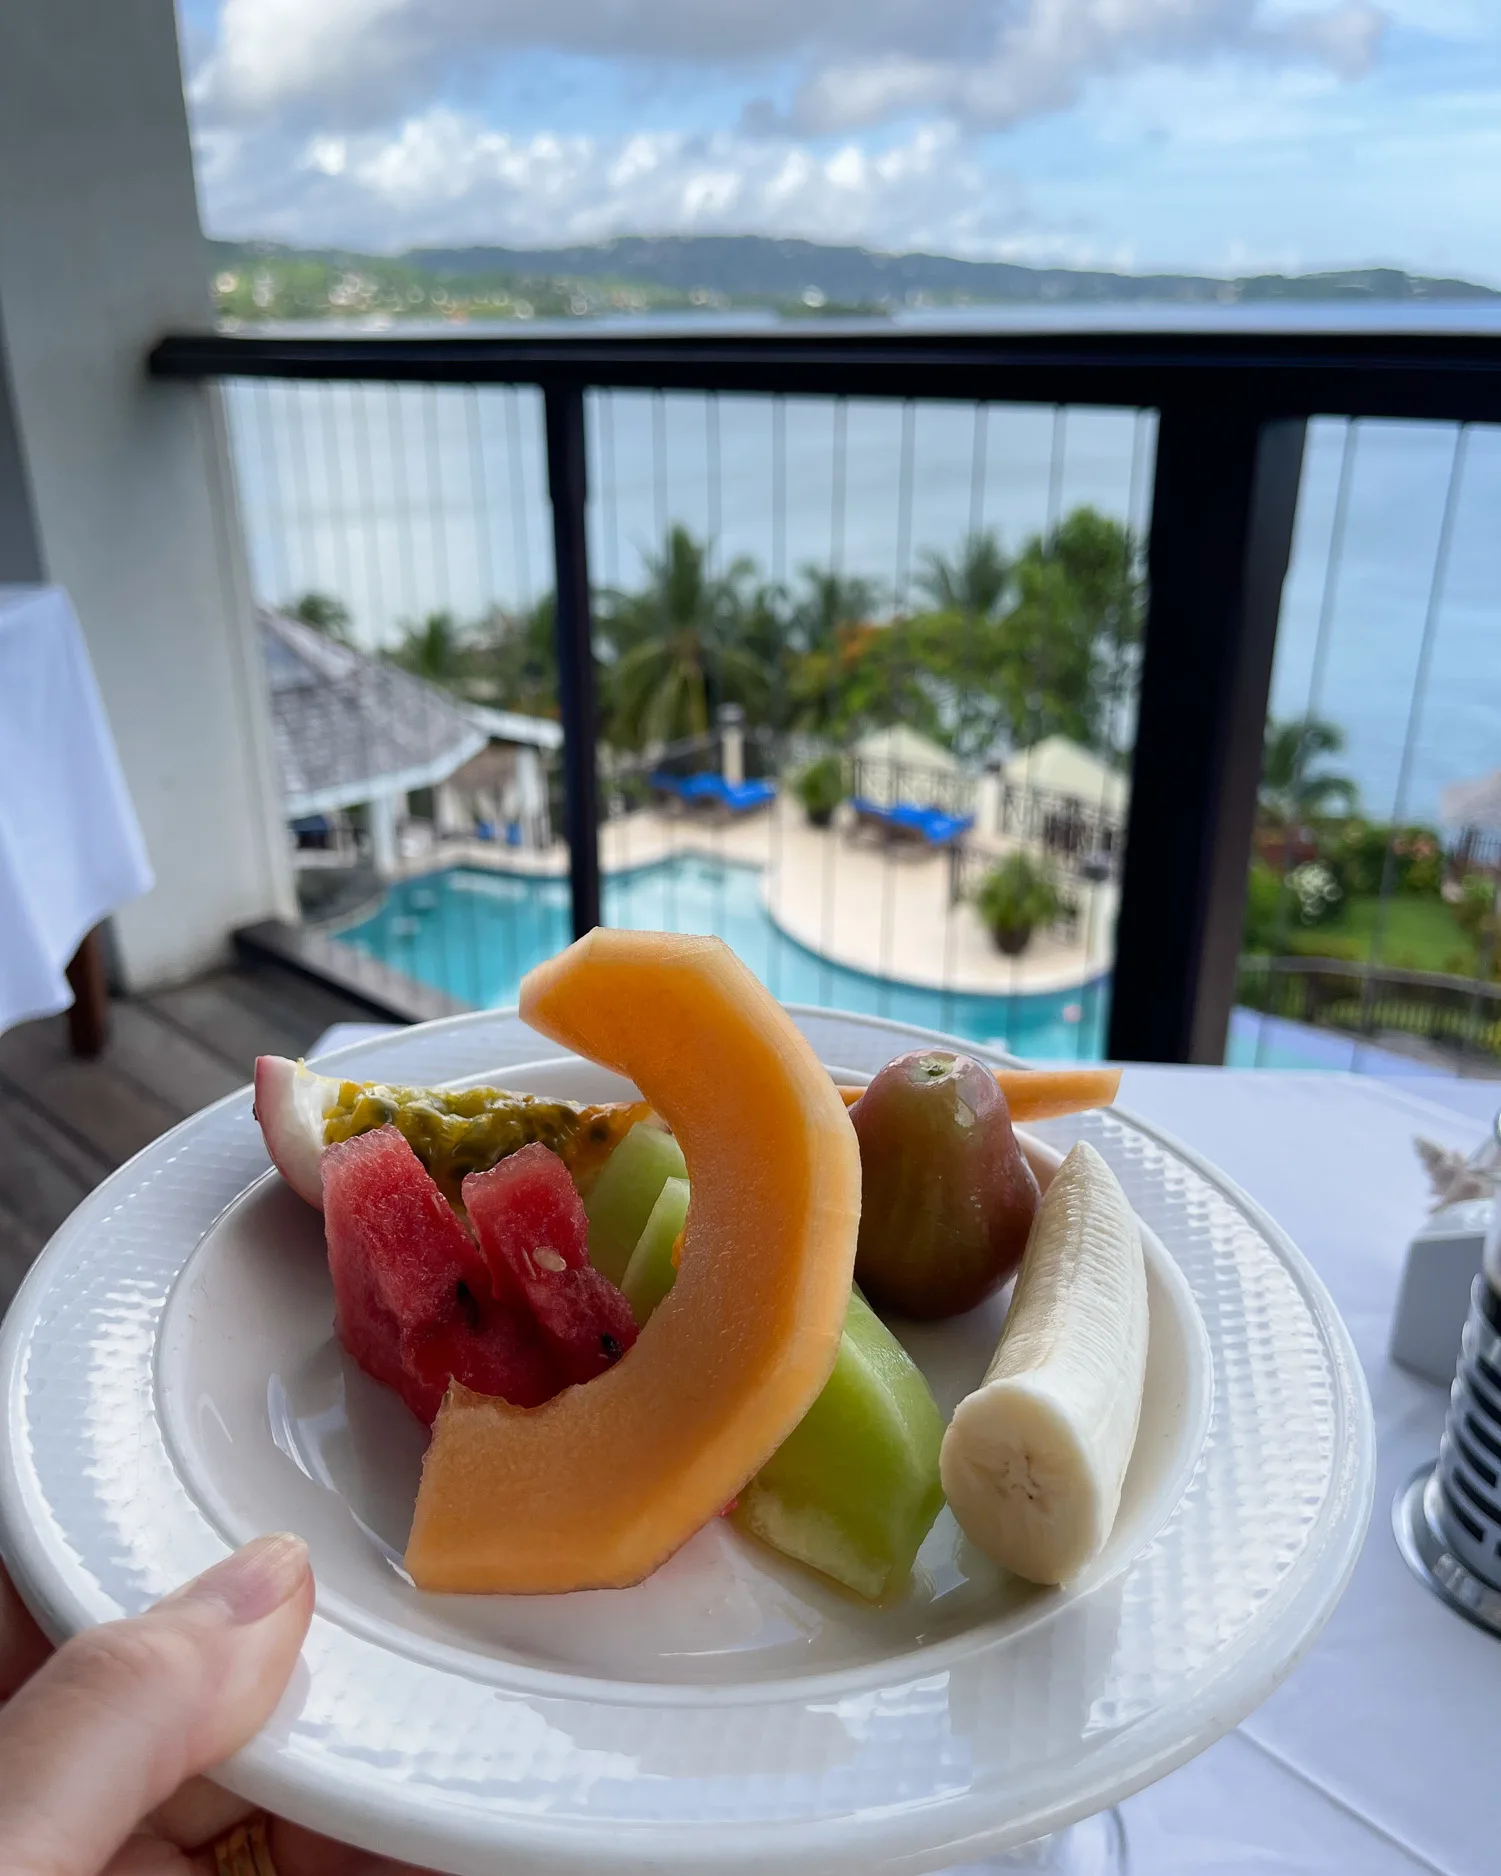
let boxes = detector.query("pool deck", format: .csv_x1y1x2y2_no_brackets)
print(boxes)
401,798,1114,998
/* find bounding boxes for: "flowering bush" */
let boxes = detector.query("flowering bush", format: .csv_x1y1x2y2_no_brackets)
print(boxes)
1329,819,1444,898
1286,861,1343,926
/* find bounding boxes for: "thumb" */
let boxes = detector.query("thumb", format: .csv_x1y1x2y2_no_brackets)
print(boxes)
0,1533,312,1876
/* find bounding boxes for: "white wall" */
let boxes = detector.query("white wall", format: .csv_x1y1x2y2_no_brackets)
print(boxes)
0,0,294,990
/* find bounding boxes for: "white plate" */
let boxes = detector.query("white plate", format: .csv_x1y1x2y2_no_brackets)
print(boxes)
0,1006,1374,1875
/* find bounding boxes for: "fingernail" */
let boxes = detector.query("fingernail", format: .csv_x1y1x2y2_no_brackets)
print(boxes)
171,1533,310,1626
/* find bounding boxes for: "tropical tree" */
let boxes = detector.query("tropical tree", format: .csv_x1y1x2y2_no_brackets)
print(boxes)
387,610,466,686
915,531,1009,616
485,595,558,717
788,617,943,744
1259,716,1359,827
788,567,882,655
991,508,1143,754
287,591,353,643
600,525,767,749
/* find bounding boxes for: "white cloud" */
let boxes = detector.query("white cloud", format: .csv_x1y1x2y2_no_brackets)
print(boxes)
180,0,1501,277
192,0,1387,134
784,0,1384,132
199,107,1042,256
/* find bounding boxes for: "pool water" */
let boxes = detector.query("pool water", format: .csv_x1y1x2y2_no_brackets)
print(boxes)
337,855,1112,1060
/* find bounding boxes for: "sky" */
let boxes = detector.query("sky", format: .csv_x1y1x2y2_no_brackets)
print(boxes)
176,0,1501,280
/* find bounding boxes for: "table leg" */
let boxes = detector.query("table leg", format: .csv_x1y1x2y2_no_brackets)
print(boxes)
65,925,109,1057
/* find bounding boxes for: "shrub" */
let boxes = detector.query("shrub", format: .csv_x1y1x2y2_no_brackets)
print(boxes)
1453,873,1497,942
1328,818,1444,898
794,754,845,825
976,853,1063,956
1243,861,1283,953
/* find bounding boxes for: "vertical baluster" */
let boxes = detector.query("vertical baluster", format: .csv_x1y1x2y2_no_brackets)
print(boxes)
466,386,497,611
768,392,787,999
1255,419,1359,1068
1078,409,1151,1061
387,386,418,624
1109,407,1307,1063
651,387,676,937
544,382,601,940
285,380,320,601
706,391,730,950
819,396,847,1008
943,400,990,1037
1361,424,1471,1063
320,384,354,624
250,379,288,606
350,381,384,645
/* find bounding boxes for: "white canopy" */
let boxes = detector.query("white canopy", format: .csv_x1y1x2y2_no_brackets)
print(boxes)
1002,735,1129,814
852,724,960,774
1441,768,1501,833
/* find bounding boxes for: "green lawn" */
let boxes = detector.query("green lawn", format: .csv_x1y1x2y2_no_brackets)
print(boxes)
1277,894,1479,976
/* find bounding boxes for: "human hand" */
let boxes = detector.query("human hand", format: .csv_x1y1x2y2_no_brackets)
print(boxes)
0,1534,435,1875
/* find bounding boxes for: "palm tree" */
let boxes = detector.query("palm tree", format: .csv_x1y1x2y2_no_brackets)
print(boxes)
790,567,881,654
915,531,1009,616
604,526,766,749
485,595,557,716
388,610,465,687
1260,716,1359,826
287,591,353,643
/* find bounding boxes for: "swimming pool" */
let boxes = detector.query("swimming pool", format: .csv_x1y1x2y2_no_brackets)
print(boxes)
336,855,1113,1059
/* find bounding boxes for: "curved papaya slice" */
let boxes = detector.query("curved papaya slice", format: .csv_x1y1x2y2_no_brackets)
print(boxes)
405,931,861,1593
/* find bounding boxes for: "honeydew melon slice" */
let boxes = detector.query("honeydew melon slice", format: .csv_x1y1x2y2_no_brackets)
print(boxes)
584,1122,688,1285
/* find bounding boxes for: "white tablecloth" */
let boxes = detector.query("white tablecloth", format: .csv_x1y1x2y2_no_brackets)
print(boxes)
309,1028,1500,1875
1114,1068,1500,1876
0,586,152,1033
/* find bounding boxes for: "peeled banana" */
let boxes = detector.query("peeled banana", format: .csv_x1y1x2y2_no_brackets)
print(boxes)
939,1140,1148,1585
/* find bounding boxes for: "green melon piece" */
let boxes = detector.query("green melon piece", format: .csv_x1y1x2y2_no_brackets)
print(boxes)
735,1289,945,1601
621,1211,944,1600
621,1176,690,1327
582,1121,687,1284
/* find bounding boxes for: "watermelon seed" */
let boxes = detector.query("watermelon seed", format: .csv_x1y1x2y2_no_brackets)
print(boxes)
533,1246,568,1274
600,1334,623,1360
454,1280,481,1329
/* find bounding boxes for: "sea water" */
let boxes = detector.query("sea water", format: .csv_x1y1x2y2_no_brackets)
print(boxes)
226,305,1501,825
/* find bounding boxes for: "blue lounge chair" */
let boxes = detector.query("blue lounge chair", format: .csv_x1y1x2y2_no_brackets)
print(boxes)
652,771,776,814
717,777,776,813
852,797,973,847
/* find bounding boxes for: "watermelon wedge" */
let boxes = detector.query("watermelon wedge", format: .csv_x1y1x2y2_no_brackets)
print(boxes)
321,1126,559,1423
464,1145,639,1388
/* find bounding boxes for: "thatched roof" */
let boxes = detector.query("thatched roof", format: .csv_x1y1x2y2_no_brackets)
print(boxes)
260,610,485,817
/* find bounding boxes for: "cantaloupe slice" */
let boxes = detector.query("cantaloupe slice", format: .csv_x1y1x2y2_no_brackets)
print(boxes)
405,930,862,1593
837,1064,1119,1122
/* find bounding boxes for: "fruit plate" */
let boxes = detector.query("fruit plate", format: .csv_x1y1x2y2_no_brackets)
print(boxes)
0,1006,1374,1875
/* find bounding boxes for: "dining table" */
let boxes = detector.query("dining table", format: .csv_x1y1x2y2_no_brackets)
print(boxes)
300,1024,1498,1874
0,585,153,1048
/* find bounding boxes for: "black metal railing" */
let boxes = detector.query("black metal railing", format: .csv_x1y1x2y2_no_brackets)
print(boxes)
149,325,1501,1063
1238,955,1501,1064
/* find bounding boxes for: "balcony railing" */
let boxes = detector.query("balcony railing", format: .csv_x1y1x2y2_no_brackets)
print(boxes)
150,324,1501,1066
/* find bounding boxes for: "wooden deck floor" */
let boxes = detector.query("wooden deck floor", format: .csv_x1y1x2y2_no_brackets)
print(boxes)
0,960,378,1313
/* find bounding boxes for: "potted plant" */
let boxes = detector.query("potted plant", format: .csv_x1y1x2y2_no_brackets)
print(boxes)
795,754,845,829
976,853,1063,956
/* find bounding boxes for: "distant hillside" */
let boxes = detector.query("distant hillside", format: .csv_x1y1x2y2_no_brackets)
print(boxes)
404,236,1499,306
207,235,1499,325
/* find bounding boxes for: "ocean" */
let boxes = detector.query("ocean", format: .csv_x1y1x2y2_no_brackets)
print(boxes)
224,305,1501,827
